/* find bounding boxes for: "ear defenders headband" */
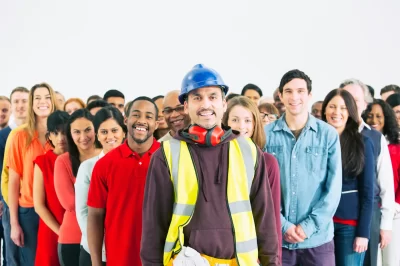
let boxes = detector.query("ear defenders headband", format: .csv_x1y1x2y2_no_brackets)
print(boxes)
182,125,232,146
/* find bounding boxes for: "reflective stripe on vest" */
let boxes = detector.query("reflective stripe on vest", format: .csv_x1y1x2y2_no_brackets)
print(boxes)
162,137,258,266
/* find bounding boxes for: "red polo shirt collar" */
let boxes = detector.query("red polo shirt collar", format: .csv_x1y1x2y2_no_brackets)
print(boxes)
120,138,160,158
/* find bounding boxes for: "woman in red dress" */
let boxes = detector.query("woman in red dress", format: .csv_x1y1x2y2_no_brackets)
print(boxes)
33,111,70,266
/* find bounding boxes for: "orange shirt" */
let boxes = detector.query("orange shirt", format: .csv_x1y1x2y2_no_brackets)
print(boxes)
7,128,52,207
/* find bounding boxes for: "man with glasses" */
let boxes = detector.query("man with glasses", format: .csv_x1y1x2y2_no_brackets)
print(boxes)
158,90,191,142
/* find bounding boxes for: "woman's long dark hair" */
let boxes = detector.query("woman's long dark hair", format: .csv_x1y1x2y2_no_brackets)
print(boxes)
363,99,400,144
93,106,127,137
66,108,99,176
322,89,364,177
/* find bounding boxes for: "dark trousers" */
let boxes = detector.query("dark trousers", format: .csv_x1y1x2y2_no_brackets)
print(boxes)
282,240,335,266
58,243,80,266
2,200,20,266
364,201,381,266
18,206,39,266
79,246,106,266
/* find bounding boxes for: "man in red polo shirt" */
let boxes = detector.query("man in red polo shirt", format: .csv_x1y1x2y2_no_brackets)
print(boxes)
87,96,160,266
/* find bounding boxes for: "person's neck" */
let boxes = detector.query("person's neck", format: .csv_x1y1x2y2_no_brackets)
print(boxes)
336,127,344,136
284,112,309,130
14,117,26,127
169,130,176,137
53,148,65,156
128,137,154,157
79,146,99,162
35,117,48,135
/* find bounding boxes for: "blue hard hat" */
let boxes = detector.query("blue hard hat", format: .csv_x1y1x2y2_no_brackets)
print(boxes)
179,64,229,104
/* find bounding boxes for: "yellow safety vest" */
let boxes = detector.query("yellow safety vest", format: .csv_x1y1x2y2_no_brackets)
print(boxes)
162,137,259,266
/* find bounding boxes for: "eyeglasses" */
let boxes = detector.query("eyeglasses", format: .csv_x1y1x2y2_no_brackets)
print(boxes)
395,110,400,116
162,105,185,115
260,112,278,121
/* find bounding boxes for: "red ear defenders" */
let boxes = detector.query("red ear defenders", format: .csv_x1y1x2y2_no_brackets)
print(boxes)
182,125,232,146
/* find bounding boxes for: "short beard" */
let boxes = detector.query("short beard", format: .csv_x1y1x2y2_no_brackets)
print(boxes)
0,121,8,128
130,133,152,144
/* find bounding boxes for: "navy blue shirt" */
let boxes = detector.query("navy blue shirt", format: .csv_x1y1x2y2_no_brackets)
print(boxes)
334,135,375,238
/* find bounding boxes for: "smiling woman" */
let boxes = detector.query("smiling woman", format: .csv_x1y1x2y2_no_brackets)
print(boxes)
54,109,101,266
6,82,57,265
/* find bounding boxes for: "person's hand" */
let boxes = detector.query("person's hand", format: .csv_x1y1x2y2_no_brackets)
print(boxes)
353,237,369,253
284,225,305,244
295,225,307,240
11,224,24,247
379,229,392,249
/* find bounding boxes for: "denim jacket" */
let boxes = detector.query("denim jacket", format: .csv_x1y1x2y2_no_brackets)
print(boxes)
264,114,342,249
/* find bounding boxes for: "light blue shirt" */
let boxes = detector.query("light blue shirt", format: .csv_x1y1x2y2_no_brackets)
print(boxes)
264,114,342,249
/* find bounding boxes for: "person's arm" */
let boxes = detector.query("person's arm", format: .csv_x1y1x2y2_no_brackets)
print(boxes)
87,207,105,266
377,137,395,230
140,150,174,266
251,150,279,266
8,169,23,247
33,164,61,235
54,154,76,211
1,130,16,205
298,130,342,238
354,138,375,253
87,159,108,266
7,131,24,247
75,160,92,244
263,153,282,258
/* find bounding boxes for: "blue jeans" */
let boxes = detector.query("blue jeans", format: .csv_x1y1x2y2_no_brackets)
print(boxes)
18,206,39,266
2,200,20,266
334,223,366,266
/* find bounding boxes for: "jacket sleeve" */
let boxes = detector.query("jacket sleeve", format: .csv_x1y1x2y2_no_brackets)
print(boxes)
263,152,282,260
251,149,280,266
356,137,375,238
299,129,342,238
54,154,76,212
377,136,395,230
140,149,174,266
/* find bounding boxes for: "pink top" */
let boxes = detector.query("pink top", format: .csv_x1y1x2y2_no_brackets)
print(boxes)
54,152,82,243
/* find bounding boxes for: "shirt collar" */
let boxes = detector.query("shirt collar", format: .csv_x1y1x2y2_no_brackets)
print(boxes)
358,119,371,132
9,120,17,130
273,113,318,133
120,138,160,158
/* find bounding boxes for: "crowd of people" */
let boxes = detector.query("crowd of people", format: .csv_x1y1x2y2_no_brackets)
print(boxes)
0,64,399,266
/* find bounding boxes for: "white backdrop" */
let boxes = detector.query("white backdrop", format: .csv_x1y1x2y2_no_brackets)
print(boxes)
1,0,400,103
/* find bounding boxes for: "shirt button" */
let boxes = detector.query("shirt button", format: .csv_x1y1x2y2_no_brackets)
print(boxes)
292,210,295,213
292,138,295,141
139,162,142,165
293,155,296,158
293,192,296,195
292,174,295,177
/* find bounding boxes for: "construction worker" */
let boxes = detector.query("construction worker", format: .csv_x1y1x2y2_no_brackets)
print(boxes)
141,64,280,266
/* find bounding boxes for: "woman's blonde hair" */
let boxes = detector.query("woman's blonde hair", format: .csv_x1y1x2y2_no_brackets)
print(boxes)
222,96,266,149
24,82,57,147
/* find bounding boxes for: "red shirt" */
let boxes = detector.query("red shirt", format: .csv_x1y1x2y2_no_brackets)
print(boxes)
389,143,400,204
87,139,160,266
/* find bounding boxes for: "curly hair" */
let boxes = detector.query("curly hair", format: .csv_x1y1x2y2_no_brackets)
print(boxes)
363,99,400,144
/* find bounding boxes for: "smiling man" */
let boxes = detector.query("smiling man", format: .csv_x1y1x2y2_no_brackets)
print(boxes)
264,69,342,266
158,90,191,142
87,96,160,266
141,64,279,266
